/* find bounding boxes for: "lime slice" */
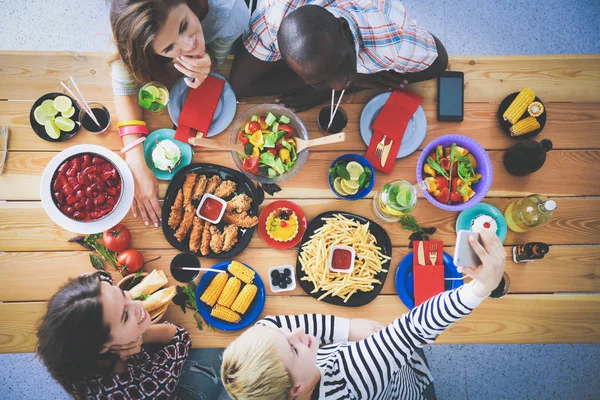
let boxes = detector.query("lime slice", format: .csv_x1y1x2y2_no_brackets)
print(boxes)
395,187,413,208
53,96,72,112
345,161,364,180
333,177,348,196
341,179,360,195
164,148,176,160
44,120,61,139
34,106,50,125
144,85,160,100
61,106,75,118
55,116,75,132
157,88,169,106
40,99,58,117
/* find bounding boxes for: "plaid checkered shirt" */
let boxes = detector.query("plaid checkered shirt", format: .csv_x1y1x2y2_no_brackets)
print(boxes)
243,0,439,74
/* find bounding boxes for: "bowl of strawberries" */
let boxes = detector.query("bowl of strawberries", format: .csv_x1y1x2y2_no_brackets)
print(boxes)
416,134,492,212
41,144,134,233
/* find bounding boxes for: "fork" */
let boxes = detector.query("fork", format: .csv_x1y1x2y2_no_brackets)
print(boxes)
374,135,387,159
428,242,438,265
0,126,7,175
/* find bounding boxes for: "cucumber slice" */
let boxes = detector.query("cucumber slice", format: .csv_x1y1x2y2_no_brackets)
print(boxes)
250,114,259,122
265,112,277,126
279,115,290,124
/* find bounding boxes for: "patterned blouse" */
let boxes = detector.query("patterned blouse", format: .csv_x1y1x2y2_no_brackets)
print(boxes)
71,324,191,399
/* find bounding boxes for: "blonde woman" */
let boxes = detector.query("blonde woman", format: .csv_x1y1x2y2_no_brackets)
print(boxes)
222,230,506,399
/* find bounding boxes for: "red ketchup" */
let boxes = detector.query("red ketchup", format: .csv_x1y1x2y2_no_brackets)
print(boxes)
331,248,353,270
200,197,223,221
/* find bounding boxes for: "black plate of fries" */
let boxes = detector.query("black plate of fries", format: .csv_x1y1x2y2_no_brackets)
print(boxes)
497,92,547,139
295,211,392,307
162,163,263,259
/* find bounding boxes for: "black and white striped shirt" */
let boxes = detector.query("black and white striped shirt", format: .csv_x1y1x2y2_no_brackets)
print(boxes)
257,282,487,399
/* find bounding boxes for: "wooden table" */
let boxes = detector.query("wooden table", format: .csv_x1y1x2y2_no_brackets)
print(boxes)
1,52,599,353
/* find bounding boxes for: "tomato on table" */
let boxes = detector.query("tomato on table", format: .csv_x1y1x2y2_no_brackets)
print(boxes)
103,223,131,252
117,249,145,276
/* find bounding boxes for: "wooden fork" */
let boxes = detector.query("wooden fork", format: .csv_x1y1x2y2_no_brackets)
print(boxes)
374,135,387,159
429,242,438,265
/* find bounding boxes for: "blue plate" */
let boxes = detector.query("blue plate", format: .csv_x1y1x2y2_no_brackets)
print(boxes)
395,252,463,310
359,92,427,159
196,261,266,331
168,72,237,137
456,203,508,243
328,154,375,201
143,128,193,181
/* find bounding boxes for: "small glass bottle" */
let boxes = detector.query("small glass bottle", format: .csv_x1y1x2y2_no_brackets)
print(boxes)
504,194,557,232
503,139,552,176
512,242,549,263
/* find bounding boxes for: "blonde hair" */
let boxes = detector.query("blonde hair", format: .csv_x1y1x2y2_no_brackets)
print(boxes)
221,326,293,400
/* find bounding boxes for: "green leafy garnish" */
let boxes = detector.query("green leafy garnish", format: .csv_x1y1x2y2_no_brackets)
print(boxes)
358,172,366,187
89,254,104,270
398,216,437,241
134,293,150,301
336,164,351,180
172,282,207,330
263,133,278,148
244,143,254,156
426,157,449,178
259,152,276,166
126,270,145,291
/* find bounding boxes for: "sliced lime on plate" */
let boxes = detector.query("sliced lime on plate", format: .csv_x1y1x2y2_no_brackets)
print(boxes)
345,161,364,181
34,106,50,125
40,99,58,117
61,106,75,118
44,120,61,139
55,116,76,132
145,85,160,100
53,96,72,113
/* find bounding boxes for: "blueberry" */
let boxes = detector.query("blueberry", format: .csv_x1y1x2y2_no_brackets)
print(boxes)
271,270,280,279
279,281,288,289
283,268,291,277
285,276,292,284
272,278,280,286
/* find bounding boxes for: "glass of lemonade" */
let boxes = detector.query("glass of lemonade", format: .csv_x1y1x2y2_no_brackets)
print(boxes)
373,179,427,222
139,81,170,113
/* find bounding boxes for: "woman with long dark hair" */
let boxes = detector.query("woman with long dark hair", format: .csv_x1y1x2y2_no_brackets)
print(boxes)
37,271,195,398
107,0,249,228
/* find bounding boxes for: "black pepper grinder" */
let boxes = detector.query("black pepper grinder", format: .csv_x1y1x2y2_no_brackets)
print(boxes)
503,139,553,176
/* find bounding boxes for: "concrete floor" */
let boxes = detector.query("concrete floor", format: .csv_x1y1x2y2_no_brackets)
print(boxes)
1,0,599,399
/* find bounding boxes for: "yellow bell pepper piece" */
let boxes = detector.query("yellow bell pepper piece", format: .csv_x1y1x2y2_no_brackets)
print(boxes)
462,186,476,203
425,177,437,193
251,146,260,158
244,122,252,134
279,148,291,163
286,138,297,147
468,173,482,183
249,130,264,147
423,164,436,177
258,117,268,130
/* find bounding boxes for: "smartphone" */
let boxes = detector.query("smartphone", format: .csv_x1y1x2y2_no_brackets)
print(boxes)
453,230,481,267
437,71,464,122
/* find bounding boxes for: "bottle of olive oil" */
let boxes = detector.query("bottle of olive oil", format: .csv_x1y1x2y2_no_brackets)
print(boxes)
504,194,556,232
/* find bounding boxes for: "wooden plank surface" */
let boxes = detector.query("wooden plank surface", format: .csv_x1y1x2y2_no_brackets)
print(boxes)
1,198,599,252
2,149,600,200
2,293,599,353
4,101,600,152
1,246,599,302
1,52,598,103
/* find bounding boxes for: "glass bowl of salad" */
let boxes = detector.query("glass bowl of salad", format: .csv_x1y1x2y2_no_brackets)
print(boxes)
230,104,309,184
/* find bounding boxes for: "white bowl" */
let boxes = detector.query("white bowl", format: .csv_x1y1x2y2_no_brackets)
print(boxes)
328,245,356,273
268,265,296,293
40,144,134,234
196,193,227,224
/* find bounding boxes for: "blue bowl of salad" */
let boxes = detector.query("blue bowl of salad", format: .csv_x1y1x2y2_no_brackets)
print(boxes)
230,104,309,184
328,154,375,200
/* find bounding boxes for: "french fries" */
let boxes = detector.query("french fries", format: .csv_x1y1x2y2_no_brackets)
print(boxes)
298,214,390,303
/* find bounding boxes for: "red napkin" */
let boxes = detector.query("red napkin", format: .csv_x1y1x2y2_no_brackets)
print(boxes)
174,75,225,143
366,89,423,173
413,241,444,306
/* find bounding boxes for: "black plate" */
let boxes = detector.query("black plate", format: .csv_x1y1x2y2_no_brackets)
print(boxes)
295,211,392,307
29,92,81,142
162,163,264,259
497,92,546,139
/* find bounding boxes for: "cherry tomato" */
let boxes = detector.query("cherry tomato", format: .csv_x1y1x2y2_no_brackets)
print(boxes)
238,131,250,145
248,121,261,133
279,124,293,138
436,187,449,203
434,176,448,191
117,249,144,276
267,148,278,156
242,156,260,174
440,157,451,171
450,191,462,203
103,223,132,252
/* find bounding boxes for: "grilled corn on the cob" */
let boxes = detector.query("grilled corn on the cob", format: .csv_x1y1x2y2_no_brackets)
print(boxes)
527,101,544,117
217,277,242,307
199,272,228,307
503,88,535,124
211,305,241,323
231,284,257,314
228,261,255,284
510,116,540,137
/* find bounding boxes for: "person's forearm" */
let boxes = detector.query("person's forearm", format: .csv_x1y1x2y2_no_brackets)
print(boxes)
142,323,178,345
257,314,349,344
114,94,146,164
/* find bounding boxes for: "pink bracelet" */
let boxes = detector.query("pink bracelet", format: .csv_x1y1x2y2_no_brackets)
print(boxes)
120,136,146,154
119,125,149,137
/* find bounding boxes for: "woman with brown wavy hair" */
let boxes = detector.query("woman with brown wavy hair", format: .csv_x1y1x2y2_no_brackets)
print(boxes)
107,0,249,228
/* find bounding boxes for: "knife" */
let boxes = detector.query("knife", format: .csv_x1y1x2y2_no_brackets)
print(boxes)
417,241,426,266
380,140,392,167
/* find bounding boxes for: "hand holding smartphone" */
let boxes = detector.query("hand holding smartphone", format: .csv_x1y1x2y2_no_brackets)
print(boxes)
453,230,482,267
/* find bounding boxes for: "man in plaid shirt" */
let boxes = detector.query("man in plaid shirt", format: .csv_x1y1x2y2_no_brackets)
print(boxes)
229,0,448,111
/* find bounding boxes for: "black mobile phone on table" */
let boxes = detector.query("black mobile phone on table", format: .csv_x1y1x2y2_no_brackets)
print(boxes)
437,71,464,122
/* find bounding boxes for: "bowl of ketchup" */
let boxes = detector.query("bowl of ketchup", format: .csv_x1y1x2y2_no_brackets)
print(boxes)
328,245,355,273
196,193,227,224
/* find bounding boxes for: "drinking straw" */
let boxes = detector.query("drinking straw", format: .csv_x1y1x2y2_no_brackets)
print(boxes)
59,81,101,129
69,76,103,128
327,89,345,132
